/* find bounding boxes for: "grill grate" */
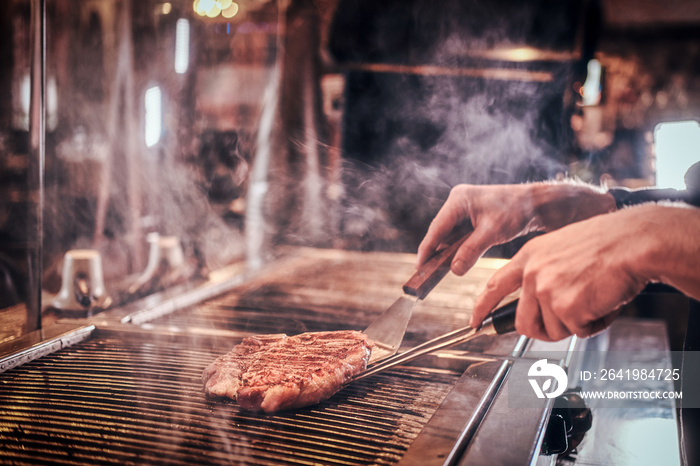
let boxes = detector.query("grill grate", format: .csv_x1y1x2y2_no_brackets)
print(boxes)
145,250,507,348
0,336,459,465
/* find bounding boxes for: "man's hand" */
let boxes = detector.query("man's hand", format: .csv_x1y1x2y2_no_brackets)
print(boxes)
470,203,700,341
417,182,615,276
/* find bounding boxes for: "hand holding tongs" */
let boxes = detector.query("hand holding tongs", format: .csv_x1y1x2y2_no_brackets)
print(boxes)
353,232,518,382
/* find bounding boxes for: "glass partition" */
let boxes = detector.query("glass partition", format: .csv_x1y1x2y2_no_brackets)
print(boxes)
0,0,283,339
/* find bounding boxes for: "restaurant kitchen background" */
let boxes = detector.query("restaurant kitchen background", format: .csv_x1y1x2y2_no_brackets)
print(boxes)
0,0,699,465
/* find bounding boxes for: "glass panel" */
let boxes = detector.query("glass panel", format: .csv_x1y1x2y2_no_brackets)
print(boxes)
0,0,282,338
0,0,32,340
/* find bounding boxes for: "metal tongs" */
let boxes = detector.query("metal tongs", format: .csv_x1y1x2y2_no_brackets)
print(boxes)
353,299,517,382
354,229,519,382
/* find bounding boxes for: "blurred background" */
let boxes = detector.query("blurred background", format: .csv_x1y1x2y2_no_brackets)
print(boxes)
1,0,699,339
0,2,697,463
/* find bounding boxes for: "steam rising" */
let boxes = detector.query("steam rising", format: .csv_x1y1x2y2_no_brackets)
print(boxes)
42,0,581,291
322,0,583,252
140,157,246,273
335,74,569,253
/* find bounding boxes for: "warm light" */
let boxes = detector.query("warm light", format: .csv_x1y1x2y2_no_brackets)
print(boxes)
479,46,541,62
144,86,162,147
161,2,172,14
19,73,30,130
581,59,602,106
206,3,222,17
470,46,573,64
47,75,58,131
193,0,207,16
174,19,190,74
15,72,57,130
222,2,239,18
503,47,540,62
654,120,700,189
194,0,239,19
199,0,215,11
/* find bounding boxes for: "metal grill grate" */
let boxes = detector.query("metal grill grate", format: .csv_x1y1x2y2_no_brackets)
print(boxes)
0,336,459,465
143,250,507,348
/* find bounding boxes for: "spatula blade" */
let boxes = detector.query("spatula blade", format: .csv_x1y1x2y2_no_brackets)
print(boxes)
363,295,416,364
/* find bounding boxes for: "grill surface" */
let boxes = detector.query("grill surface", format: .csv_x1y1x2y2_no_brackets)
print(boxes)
143,249,511,350
1,249,520,465
1,249,680,465
0,334,460,465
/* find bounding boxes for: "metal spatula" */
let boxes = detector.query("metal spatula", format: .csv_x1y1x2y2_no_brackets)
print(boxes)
363,234,472,364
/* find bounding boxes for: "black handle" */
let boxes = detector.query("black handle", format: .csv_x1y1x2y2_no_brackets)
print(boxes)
489,299,518,334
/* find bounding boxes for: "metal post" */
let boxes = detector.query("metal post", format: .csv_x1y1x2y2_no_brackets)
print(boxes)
26,0,46,333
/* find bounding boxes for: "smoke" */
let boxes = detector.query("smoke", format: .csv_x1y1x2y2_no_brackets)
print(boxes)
319,0,586,253
139,149,247,274
334,70,569,253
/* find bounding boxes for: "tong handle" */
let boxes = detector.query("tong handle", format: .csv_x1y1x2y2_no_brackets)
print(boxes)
403,234,470,299
485,299,518,335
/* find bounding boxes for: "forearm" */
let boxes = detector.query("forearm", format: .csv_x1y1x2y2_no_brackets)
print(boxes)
526,180,616,232
633,203,700,301
418,181,617,271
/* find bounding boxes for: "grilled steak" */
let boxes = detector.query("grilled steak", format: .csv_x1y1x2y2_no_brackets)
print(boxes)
202,330,373,413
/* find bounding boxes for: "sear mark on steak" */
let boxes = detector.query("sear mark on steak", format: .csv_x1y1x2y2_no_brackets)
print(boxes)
202,330,373,413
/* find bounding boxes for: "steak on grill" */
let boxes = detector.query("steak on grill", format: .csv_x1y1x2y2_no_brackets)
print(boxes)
202,330,373,413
